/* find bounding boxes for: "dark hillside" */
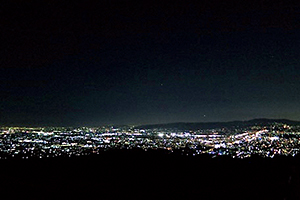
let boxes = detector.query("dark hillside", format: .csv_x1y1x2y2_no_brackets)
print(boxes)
1,149,299,199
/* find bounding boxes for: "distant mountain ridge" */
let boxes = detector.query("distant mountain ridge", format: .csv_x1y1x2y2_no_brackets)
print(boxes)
136,118,300,130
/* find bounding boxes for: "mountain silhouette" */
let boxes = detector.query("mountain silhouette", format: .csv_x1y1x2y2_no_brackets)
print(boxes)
136,118,300,130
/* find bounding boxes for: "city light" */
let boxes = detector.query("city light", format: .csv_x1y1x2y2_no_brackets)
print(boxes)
0,122,299,160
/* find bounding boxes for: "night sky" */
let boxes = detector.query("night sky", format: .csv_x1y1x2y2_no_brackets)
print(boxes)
1,1,300,126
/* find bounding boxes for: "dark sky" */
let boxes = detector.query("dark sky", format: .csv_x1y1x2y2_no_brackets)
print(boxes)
1,0,300,126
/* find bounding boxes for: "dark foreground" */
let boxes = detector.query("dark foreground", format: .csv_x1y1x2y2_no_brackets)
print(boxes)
1,149,300,200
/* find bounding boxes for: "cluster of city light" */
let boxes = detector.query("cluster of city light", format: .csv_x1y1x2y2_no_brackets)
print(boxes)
0,123,300,159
